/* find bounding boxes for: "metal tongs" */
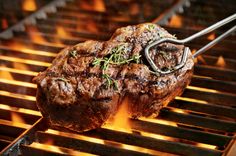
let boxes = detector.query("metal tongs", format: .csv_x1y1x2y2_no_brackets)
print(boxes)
145,13,236,75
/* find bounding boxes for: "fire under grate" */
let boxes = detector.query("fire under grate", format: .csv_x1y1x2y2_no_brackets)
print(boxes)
0,0,236,155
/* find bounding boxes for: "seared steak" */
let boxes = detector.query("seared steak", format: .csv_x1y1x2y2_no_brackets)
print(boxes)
33,23,194,132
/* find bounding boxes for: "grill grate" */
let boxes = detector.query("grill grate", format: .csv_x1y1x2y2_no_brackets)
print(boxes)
0,0,236,155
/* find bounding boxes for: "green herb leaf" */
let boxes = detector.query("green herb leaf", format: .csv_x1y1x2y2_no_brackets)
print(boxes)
55,77,68,83
92,44,141,89
146,24,156,32
70,50,77,58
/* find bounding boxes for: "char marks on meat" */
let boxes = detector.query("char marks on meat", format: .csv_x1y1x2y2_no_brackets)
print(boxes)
33,23,194,132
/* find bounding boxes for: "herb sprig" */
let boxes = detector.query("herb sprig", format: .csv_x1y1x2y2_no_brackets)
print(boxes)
92,44,141,89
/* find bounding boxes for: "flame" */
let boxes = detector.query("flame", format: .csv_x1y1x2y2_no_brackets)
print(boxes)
28,27,47,44
11,112,25,124
80,0,105,12
57,26,71,38
207,33,216,40
85,20,99,33
13,62,29,71
197,55,207,65
1,18,8,29
196,143,216,149
94,0,106,12
215,56,226,67
22,0,37,11
103,97,131,132
0,65,14,80
168,15,183,28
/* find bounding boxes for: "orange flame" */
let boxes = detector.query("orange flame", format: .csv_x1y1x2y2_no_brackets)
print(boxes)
103,97,131,132
80,0,105,12
13,62,29,71
85,20,99,33
207,33,216,40
22,0,37,11
28,27,47,44
168,15,183,28
0,65,14,80
11,112,25,124
197,55,207,65
215,56,226,67
94,0,106,12
56,26,71,38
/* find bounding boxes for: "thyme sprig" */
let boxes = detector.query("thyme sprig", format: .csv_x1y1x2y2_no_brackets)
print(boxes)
102,74,118,90
70,50,77,58
92,44,141,89
146,24,156,32
54,77,69,83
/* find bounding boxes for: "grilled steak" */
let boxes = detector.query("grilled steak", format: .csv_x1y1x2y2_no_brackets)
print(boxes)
33,23,194,132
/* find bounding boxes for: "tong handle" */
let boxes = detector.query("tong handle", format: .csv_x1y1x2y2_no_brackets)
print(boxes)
181,13,236,44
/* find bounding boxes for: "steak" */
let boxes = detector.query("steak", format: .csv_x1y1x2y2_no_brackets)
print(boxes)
33,23,194,132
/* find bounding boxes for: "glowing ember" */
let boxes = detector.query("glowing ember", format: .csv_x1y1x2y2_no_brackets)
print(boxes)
22,0,37,11
207,33,216,40
168,15,183,28
215,56,226,68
